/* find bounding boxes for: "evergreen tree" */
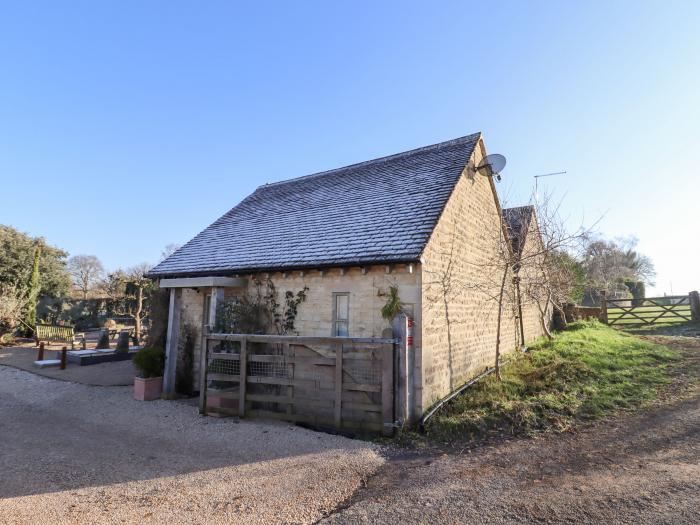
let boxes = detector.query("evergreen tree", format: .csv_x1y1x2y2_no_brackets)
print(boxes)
25,244,41,331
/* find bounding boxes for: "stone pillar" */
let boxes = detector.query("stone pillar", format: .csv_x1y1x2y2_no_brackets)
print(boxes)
199,286,224,414
163,288,182,397
690,291,700,322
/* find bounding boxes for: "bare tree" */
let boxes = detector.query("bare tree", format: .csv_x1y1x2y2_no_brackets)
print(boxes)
581,236,655,302
107,263,153,342
67,255,105,299
512,192,598,339
423,203,515,383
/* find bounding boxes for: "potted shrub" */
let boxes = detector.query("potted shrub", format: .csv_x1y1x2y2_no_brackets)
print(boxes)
133,347,164,401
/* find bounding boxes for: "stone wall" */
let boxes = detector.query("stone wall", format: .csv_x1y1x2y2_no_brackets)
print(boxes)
181,265,422,392
420,138,521,411
180,288,205,389
516,214,550,343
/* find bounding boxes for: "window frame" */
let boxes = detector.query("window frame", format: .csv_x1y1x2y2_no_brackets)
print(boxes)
331,292,350,337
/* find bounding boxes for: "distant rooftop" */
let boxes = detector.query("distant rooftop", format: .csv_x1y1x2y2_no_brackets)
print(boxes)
148,133,481,277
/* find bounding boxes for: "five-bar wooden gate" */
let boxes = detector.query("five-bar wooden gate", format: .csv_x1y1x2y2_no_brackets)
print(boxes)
603,293,697,326
199,333,396,435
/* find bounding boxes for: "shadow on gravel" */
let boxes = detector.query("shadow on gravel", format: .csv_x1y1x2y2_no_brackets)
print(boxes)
0,366,378,500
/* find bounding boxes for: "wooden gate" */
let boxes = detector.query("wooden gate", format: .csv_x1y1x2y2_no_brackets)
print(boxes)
604,294,694,326
199,333,395,435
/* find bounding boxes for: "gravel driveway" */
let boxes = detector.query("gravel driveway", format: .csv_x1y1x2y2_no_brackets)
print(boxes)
321,335,700,524
0,367,384,524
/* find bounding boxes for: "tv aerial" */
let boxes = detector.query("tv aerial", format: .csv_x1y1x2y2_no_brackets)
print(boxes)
475,154,506,181
533,171,566,201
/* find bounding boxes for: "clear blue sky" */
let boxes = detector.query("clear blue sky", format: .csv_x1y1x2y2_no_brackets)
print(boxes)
1,1,698,295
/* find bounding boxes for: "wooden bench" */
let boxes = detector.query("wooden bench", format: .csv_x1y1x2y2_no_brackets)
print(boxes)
35,324,85,350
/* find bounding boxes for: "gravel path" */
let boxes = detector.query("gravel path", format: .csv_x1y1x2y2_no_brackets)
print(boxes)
321,335,700,524
0,367,384,524
0,345,134,386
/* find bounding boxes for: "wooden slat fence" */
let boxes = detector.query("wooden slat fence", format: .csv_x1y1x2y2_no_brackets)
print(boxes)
603,294,695,326
199,333,396,436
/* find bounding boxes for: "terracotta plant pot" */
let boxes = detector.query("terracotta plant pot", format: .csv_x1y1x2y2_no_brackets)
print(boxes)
207,391,237,411
134,376,163,401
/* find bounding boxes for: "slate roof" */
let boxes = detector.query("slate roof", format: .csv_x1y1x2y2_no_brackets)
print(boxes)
502,205,535,259
148,133,481,278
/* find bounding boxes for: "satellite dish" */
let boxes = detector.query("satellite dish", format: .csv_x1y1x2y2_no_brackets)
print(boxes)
476,153,506,181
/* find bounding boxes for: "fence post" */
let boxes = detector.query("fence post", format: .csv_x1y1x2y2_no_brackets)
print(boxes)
381,344,394,437
238,336,248,417
599,290,608,324
60,347,67,370
690,291,700,322
334,342,343,429
392,314,416,426
37,342,45,361
198,331,209,415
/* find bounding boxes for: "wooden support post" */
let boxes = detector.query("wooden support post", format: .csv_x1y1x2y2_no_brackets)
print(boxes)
238,337,248,417
163,288,182,397
60,347,67,370
690,291,700,322
285,342,293,416
37,342,45,361
381,344,394,437
599,290,608,324
334,342,343,428
392,313,414,426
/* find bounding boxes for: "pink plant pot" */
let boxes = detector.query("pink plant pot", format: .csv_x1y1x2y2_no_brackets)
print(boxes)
134,376,163,401
207,392,237,412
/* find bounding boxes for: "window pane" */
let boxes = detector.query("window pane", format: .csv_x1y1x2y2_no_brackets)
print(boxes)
335,321,348,337
204,295,212,326
335,294,349,320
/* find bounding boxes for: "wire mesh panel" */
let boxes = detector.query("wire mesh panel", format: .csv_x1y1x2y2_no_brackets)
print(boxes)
208,357,240,376
248,360,289,379
201,334,395,434
343,360,381,386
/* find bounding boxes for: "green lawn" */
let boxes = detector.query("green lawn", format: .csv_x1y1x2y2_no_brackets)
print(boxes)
424,320,680,442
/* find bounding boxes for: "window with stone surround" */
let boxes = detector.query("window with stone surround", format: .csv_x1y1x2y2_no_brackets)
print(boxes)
332,292,349,336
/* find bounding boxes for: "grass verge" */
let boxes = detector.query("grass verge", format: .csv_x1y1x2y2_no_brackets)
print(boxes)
424,320,680,443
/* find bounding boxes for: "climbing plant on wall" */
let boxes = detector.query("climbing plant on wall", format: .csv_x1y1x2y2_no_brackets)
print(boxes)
381,285,404,321
215,277,308,336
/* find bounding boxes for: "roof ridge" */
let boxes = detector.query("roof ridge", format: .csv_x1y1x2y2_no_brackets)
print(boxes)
259,132,481,189
503,205,535,212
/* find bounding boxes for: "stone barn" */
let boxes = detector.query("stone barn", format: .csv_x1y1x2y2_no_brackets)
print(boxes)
147,133,547,423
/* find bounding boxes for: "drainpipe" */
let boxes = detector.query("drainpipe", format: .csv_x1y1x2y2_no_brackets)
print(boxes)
419,344,530,432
